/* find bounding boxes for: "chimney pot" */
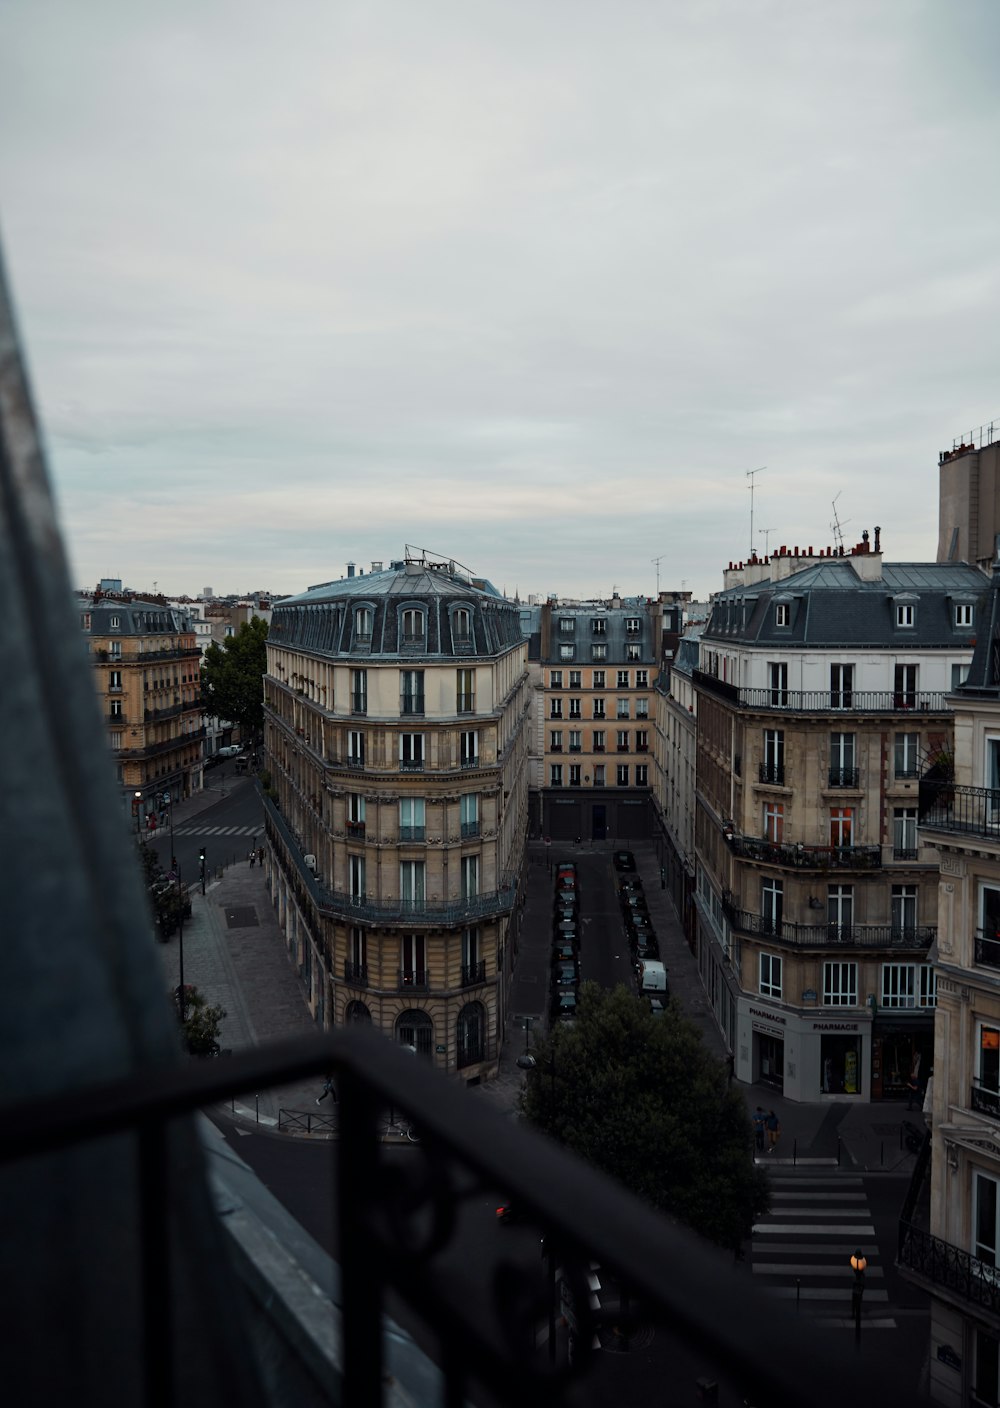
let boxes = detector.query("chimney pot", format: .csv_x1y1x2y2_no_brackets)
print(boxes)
347,561,355,578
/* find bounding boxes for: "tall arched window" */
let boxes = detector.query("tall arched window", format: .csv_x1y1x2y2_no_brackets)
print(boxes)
396,1009,433,1056
344,1000,371,1024
457,1002,485,1068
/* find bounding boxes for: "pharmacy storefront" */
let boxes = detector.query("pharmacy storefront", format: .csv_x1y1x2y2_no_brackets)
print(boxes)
736,998,871,1103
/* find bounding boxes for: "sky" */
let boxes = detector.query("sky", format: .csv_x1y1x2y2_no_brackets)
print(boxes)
2,1,999,602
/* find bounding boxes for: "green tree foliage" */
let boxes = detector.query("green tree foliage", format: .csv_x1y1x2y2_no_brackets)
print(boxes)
201,617,269,736
522,983,769,1253
138,842,191,940
175,985,227,1057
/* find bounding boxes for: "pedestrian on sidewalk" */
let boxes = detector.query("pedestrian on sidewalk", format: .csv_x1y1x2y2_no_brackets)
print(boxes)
257,846,264,866
248,849,256,868
316,1074,337,1106
906,1070,921,1110
752,1106,766,1155
765,1109,781,1152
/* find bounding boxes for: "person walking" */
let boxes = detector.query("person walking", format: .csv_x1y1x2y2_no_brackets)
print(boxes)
765,1109,781,1152
906,1070,921,1111
257,846,264,866
248,849,255,868
752,1106,766,1155
315,1074,337,1106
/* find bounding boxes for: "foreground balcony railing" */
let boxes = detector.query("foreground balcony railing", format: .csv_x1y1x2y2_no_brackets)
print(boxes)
727,834,882,870
899,1223,1000,1318
921,783,1000,842
0,1028,914,1408
694,670,950,714
724,904,934,949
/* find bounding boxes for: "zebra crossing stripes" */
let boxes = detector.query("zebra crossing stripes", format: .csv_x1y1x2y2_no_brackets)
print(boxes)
752,1171,895,1329
174,825,259,837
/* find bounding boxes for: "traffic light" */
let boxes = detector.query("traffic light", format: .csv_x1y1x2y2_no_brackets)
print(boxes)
198,847,206,868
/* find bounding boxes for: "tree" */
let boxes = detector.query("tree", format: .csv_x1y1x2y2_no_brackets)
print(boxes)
522,983,769,1254
201,617,269,737
138,842,191,940
174,985,227,1057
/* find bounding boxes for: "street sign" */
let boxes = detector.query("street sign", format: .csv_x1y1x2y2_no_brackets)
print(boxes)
435,1044,446,1053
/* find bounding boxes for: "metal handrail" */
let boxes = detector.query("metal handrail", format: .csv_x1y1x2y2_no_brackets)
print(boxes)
725,904,935,949
898,1222,1000,1316
694,671,950,714
921,783,1000,841
727,834,882,870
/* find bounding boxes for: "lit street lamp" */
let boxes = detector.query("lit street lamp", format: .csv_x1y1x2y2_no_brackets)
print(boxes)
134,790,142,839
849,1248,867,1342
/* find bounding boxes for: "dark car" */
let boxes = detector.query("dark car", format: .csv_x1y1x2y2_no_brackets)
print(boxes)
626,911,654,936
555,872,578,891
552,990,578,1021
554,908,578,929
552,960,579,988
621,892,649,915
552,939,577,964
613,850,636,872
556,862,577,877
618,877,643,896
632,934,659,962
553,892,579,914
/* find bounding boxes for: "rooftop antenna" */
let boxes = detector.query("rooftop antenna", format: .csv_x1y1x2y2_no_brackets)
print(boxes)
757,529,775,558
746,467,765,557
830,494,850,554
652,553,667,593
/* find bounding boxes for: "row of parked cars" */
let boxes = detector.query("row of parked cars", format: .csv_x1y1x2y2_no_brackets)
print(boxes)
550,863,580,1023
615,856,666,1013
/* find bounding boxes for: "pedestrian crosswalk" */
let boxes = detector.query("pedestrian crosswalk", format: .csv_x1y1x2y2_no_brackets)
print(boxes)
752,1170,895,1329
172,825,261,837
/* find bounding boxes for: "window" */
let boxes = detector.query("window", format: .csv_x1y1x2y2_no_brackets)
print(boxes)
761,879,783,935
762,728,784,784
828,884,853,940
952,663,969,689
891,884,917,940
569,670,581,688
461,926,479,972
80,612,91,630
399,797,425,842
616,764,629,786
559,643,575,660
351,668,367,714
457,1002,485,1066
110,699,123,718
830,664,853,709
400,861,426,907
635,669,648,687
894,732,919,778
896,603,915,628
635,763,648,785
617,670,630,688
400,668,424,715
569,764,582,786
895,664,918,709
979,1024,1000,1102
823,961,857,1006
348,793,366,834
592,670,605,687
769,661,788,706
355,606,373,642
616,729,630,752
775,603,790,627
400,932,426,984
109,615,120,630
401,607,425,645
456,668,475,713
592,644,607,661
880,963,935,1009
625,617,641,635
593,764,605,787
626,644,641,661
763,801,784,843
636,729,649,752
460,793,479,838
569,697,581,719
350,927,367,974
399,733,425,769
829,732,857,787
829,807,854,847
616,698,630,718
460,730,479,768
461,855,479,898
636,698,649,719
550,763,563,785
549,670,563,687
348,729,365,765
109,670,122,692
550,698,563,719
591,618,606,635
956,603,974,627
559,617,575,635
550,729,563,752
593,698,605,719
593,729,606,751
109,641,121,660
349,854,366,899
760,953,782,999
453,607,472,643
893,808,918,860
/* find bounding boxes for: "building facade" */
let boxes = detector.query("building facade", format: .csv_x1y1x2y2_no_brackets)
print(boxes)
654,629,700,948
80,591,204,820
691,547,984,1102
262,555,529,1080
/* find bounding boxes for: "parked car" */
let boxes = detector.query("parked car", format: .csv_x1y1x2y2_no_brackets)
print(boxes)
613,850,636,872
632,934,659,963
552,939,577,965
626,912,655,939
554,905,578,927
552,960,579,988
618,877,643,896
552,991,578,1022
555,875,577,893
217,744,241,758
556,862,577,877
647,996,668,1018
621,893,649,916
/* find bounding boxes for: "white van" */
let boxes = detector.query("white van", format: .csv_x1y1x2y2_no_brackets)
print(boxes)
638,959,668,995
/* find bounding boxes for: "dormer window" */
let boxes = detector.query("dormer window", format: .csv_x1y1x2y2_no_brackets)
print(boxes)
80,613,91,630
109,615,120,630
559,617,575,635
355,607,373,642
625,618,641,636
401,607,425,645
591,618,606,635
453,607,472,643
896,605,914,628
775,603,790,627
955,603,974,628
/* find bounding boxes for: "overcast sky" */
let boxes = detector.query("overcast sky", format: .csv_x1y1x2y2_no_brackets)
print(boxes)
2,1,999,602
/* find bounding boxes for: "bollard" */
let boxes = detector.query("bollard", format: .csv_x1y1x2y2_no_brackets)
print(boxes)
837,1136,842,1167
255,1094,260,1123
792,1137,797,1167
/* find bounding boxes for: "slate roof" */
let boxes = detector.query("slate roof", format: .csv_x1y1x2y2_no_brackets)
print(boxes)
957,562,1000,696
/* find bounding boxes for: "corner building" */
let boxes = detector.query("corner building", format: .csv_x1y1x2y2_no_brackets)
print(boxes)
262,556,529,1080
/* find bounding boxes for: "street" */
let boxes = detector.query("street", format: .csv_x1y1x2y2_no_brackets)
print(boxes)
146,766,264,885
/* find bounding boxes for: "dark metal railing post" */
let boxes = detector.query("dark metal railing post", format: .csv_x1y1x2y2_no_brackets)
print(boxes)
338,1066,383,1408
139,1119,173,1408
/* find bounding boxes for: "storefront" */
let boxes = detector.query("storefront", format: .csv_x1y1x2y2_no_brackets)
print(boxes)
870,1016,935,1101
735,999,872,1102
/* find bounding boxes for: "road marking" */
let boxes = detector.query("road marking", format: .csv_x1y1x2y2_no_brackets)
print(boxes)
752,1264,885,1278
753,1223,875,1236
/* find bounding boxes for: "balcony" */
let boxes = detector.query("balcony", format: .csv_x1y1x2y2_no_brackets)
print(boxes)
758,763,785,785
461,960,486,987
724,904,934,949
694,670,949,714
144,703,186,722
457,695,475,714
398,969,429,992
460,821,480,839
975,930,1000,970
899,1223,1000,1318
460,754,479,769
971,1078,1000,1118
921,783,1000,842
343,960,368,987
891,847,919,862
727,833,882,871
346,821,366,839
593,743,605,752
399,825,426,843
400,694,424,716
400,759,425,772
827,768,860,788
351,695,367,715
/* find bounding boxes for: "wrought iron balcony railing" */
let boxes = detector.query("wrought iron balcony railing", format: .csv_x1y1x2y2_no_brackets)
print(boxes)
724,904,935,950
971,1078,1000,1118
400,694,424,715
461,960,486,987
398,825,426,842
460,821,480,839
346,820,366,839
727,834,882,870
694,670,950,714
921,783,1000,841
398,969,429,992
975,930,1000,970
898,1223,1000,1317
758,763,785,785
827,768,860,788
343,960,369,987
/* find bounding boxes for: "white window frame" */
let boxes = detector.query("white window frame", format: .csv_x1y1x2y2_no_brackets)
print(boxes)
896,603,915,628
400,860,426,906
635,763,648,785
616,763,629,786
399,732,425,767
355,606,373,641
956,603,974,627
823,961,858,1007
550,763,563,785
881,963,916,1009
775,603,790,626
760,952,782,999
348,729,365,764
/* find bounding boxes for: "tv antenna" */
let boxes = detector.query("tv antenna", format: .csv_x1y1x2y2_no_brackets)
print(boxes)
830,494,850,554
746,467,765,556
757,528,775,558
651,553,667,593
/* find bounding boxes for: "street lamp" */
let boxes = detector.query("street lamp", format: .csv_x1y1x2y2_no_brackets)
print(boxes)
849,1248,867,1342
199,845,206,896
134,790,142,839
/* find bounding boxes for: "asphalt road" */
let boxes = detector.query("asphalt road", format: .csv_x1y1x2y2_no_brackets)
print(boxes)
147,768,264,884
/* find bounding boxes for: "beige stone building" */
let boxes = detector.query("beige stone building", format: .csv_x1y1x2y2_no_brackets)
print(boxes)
938,422,1000,571
261,554,529,1079
80,590,204,821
